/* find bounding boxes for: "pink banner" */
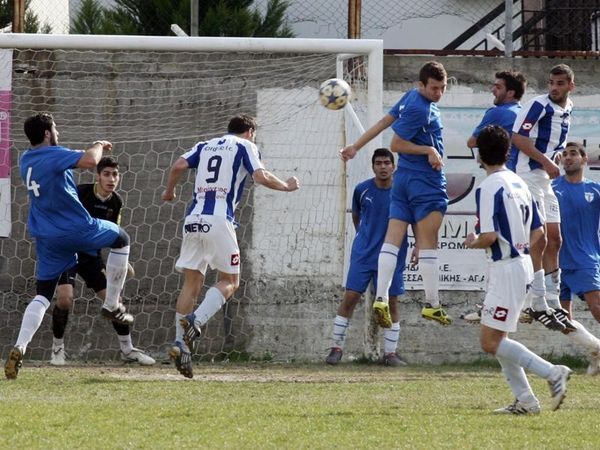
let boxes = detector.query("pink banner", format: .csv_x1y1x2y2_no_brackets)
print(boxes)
0,90,10,178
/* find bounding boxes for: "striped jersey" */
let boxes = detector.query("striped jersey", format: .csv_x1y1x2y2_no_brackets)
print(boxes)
182,134,264,222
389,88,444,174
475,169,542,262
511,94,572,174
553,176,600,269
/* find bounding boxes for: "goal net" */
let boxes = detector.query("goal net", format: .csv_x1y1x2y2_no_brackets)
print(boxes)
0,35,382,363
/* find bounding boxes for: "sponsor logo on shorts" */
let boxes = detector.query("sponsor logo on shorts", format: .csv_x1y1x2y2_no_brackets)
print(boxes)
493,306,509,321
521,122,533,131
184,222,212,233
231,254,240,266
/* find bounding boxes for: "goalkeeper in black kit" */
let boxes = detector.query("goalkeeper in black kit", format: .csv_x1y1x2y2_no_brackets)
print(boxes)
50,156,155,366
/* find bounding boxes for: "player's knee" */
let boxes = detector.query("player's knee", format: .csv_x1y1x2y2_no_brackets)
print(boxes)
55,293,73,310
110,228,130,249
479,335,498,355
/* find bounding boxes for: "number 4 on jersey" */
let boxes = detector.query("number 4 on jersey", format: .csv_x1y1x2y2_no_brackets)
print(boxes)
26,167,41,197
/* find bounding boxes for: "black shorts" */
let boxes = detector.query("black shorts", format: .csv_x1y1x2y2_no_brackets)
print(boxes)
76,252,107,293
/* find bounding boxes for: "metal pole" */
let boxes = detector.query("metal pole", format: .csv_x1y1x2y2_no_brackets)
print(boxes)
504,0,513,57
190,0,199,37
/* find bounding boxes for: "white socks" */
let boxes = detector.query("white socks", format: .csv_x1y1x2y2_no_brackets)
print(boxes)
419,250,439,307
331,315,350,349
52,337,64,350
174,312,189,352
16,295,51,352
568,319,600,354
193,287,226,328
375,243,399,302
496,355,537,404
118,334,134,354
384,322,401,354
544,269,561,308
104,246,130,310
496,338,554,379
530,270,550,312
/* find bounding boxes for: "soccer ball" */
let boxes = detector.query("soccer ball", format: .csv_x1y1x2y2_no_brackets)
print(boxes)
319,78,351,110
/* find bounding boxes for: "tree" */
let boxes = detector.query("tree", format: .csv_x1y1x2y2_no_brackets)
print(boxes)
71,0,294,37
70,0,111,34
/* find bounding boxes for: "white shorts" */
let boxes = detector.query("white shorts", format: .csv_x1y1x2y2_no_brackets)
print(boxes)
175,215,240,275
481,256,534,333
519,169,560,223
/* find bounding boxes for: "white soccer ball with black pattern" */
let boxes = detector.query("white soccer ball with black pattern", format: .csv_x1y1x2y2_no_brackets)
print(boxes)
318,78,351,110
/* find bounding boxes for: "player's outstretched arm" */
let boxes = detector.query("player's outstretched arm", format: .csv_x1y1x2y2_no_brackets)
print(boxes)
253,169,299,192
77,140,112,169
340,114,395,161
162,157,189,201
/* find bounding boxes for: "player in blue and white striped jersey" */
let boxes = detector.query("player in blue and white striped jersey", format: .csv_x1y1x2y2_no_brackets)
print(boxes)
511,64,576,332
553,142,600,375
161,114,300,378
465,125,571,415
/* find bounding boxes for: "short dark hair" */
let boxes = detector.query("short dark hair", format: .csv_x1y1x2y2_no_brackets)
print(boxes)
550,64,574,82
228,114,257,134
476,125,510,166
24,113,54,146
372,148,394,165
97,156,119,174
564,141,586,157
495,70,526,100
419,61,447,85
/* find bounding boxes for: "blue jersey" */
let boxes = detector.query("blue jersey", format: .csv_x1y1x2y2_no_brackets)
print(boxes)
471,102,521,171
475,170,542,262
512,94,572,174
19,146,95,238
553,176,600,269
351,178,398,266
389,89,444,174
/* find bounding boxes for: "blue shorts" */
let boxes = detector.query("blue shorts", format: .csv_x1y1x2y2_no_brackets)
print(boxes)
390,170,448,223
35,219,120,280
345,242,408,296
559,267,600,301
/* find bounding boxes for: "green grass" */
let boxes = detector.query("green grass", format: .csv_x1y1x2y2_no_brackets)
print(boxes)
1,363,600,449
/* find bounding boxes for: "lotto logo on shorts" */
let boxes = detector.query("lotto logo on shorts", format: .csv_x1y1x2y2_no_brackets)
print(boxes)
493,306,509,321
231,254,240,266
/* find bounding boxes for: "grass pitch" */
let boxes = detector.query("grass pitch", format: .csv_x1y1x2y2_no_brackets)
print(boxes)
1,362,599,449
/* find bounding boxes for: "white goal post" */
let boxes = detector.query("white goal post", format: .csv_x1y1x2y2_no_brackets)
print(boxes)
0,33,384,363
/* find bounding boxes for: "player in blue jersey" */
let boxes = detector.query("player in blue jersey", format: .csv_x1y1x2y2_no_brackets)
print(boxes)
5,113,134,380
467,70,526,172
50,157,155,367
341,61,451,328
162,114,300,378
511,64,576,332
553,142,600,375
326,149,409,366
465,125,571,415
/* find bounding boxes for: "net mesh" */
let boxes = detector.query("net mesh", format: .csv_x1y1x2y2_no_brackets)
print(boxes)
0,46,370,362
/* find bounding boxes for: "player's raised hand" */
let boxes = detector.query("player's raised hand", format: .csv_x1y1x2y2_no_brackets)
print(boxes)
285,177,300,192
340,145,358,161
93,140,113,152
